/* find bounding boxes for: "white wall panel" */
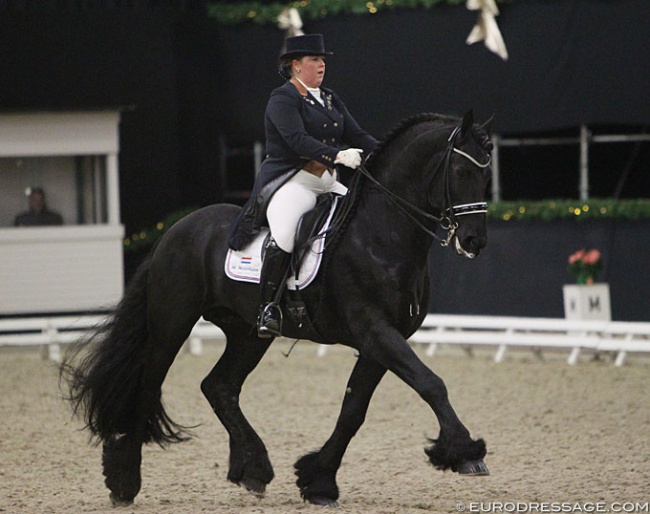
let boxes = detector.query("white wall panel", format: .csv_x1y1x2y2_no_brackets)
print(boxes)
0,111,120,157
0,226,124,314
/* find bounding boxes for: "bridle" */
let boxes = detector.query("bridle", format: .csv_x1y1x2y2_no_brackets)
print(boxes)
357,124,490,247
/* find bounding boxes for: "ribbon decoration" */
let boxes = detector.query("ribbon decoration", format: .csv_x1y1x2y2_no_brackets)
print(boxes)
277,7,304,37
465,0,508,61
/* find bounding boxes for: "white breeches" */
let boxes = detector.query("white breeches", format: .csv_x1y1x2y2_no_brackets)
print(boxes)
266,169,348,252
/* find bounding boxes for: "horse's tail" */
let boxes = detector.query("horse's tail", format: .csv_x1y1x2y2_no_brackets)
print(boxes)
60,252,189,446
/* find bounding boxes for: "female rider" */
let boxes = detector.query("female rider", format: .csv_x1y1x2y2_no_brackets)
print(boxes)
229,33,378,338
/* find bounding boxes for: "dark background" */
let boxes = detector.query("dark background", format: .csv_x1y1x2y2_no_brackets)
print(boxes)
429,219,649,321
1,0,648,319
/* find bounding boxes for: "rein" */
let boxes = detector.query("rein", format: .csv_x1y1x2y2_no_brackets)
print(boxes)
357,125,488,247
358,161,454,245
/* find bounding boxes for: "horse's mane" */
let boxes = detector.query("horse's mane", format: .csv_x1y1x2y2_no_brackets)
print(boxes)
367,112,461,167
367,112,492,168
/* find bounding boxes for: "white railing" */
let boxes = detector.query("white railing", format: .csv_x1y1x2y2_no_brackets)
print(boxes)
0,315,225,362
0,315,108,362
409,314,650,366
3,314,649,366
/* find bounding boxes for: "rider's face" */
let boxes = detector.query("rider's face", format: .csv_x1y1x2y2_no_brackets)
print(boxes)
294,55,326,88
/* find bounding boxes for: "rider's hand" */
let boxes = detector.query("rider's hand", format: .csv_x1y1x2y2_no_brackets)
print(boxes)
335,148,364,169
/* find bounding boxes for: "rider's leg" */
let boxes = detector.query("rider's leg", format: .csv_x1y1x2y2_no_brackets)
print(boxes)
266,175,318,253
257,237,291,338
258,173,318,337
258,169,348,337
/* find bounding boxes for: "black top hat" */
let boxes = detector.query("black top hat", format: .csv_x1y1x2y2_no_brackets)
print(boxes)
280,34,333,59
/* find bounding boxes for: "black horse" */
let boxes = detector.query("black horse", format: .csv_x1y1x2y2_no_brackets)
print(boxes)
62,110,493,508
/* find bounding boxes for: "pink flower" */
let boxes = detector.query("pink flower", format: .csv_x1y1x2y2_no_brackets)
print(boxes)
568,249,585,265
583,249,601,265
567,248,603,283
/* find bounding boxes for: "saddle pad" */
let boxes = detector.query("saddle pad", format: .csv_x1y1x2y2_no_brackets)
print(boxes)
225,197,338,291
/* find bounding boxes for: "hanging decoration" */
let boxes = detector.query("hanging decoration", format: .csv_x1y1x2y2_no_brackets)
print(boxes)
277,7,304,37
465,0,508,60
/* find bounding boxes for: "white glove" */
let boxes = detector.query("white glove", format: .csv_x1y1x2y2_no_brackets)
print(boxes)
335,148,364,169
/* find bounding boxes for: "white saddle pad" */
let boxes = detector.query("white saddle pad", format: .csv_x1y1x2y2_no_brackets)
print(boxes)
225,197,338,291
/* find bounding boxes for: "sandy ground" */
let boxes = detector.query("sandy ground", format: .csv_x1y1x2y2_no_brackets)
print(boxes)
1,340,649,514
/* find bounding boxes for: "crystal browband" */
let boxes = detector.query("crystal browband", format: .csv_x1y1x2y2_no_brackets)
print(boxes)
447,202,488,216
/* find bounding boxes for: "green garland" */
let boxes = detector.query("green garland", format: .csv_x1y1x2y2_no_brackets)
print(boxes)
124,198,650,253
207,0,483,25
488,199,650,222
123,206,198,254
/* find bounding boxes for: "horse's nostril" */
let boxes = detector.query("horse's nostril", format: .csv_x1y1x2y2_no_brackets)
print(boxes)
464,237,479,253
462,235,488,252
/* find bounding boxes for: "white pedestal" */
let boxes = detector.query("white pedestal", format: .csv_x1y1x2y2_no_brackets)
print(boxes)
563,284,611,321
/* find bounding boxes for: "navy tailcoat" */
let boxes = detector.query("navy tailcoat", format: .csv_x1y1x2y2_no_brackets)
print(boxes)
229,80,378,250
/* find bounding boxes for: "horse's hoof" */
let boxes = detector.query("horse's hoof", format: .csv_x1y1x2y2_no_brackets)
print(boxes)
308,496,339,508
240,477,266,498
109,492,134,507
457,459,490,476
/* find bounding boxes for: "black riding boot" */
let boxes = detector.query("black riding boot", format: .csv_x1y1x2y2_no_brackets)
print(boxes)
257,238,292,338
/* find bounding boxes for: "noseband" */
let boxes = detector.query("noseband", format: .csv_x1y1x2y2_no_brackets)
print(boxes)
357,124,489,247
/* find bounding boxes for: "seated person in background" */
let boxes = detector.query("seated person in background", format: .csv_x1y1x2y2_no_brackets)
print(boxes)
14,187,63,226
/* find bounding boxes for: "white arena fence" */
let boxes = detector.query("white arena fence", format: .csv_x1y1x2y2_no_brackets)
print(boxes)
409,314,650,366
0,315,108,362
1,314,649,366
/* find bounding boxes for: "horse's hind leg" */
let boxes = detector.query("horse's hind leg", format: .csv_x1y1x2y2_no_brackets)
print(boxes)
102,306,200,505
295,355,387,506
200,317,274,496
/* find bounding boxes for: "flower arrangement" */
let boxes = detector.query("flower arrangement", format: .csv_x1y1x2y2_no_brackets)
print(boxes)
567,248,603,284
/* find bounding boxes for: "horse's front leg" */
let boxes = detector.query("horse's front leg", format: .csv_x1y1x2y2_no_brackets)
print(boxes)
295,355,387,506
364,326,488,475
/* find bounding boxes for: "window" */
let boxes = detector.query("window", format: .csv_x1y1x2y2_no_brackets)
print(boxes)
1,155,109,226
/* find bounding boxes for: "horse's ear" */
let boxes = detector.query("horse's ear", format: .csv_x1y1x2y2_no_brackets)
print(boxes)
481,114,495,135
460,109,474,139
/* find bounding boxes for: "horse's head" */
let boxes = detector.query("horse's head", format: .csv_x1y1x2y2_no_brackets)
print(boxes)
427,110,493,258
362,110,493,258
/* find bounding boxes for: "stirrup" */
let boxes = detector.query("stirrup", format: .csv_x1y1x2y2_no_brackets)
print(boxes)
257,303,283,338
